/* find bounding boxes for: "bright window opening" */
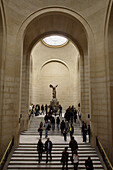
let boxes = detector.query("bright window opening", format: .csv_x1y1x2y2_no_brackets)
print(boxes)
42,35,68,47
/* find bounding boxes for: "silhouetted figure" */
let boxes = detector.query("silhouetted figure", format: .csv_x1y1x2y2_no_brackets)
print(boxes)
56,116,60,130
38,121,43,138
63,128,67,141
59,105,62,117
61,147,69,170
85,156,93,170
45,138,53,163
45,104,48,114
60,120,65,134
37,139,43,163
44,120,48,138
69,136,78,157
82,122,87,142
41,104,44,114
51,116,55,131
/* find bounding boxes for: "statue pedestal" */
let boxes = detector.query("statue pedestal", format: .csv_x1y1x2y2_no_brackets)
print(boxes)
50,98,59,112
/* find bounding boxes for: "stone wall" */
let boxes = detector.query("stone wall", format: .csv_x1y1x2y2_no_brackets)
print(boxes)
0,0,112,164
30,41,80,111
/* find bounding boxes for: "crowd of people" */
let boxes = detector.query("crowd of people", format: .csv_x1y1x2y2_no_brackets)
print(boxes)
37,136,93,169
29,103,62,117
33,104,93,169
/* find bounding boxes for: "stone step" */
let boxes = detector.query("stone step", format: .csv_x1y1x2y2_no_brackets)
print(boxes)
13,150,97,154
18,144,92,148
9,160,102,163
7,116,105,170
15,148,95,151
19,142,91,145
20,133,82,136
12,153,99,157
7,164,104,169
10,157,100,161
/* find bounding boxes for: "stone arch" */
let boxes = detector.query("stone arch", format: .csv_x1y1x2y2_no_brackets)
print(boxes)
40,59,70,71
17,8,95,133
39,60,70,106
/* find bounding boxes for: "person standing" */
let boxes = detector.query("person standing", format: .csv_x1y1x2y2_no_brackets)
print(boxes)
83,123,87,142
56,116,60,130
45,138,53,163
61,147,69,170
59,105,62,117
37,104,40,115
37,139,43,163
41,104,44,115
69,123,74,139
65,120,69,133
45,104,48,115
73,151,79,170
60,120,65,135
63,128,67,141
44,120,49,138
85,156,93,170
51,116,55,131
38,121,43,138
87,125,90,143
69,136,78,158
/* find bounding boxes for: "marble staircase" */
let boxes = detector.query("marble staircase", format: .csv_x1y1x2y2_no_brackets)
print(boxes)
7,115,105,170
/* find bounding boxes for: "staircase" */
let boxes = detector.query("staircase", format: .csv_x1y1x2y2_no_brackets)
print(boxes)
7,115,105,170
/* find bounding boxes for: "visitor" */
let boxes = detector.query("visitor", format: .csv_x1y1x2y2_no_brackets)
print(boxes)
85,156,93,170
37,139,43,163
45,138,53,163
69,136,78,157
61,147,69,170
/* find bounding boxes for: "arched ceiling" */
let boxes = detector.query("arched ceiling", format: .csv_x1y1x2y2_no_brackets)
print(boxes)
23,11,88,58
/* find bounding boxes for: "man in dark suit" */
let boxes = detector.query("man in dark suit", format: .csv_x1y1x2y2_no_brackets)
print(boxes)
45,138,53,163
37,139,43,163
61,147,69,170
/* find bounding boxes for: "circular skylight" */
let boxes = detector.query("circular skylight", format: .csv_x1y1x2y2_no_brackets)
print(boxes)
42,35,68,47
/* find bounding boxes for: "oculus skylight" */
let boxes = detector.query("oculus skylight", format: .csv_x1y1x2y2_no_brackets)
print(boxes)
42,35,68,47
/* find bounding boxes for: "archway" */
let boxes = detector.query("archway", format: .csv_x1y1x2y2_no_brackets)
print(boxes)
17,8,94,145
30,40,80,110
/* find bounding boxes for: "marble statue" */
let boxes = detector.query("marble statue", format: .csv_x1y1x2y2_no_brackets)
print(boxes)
49,84,58,99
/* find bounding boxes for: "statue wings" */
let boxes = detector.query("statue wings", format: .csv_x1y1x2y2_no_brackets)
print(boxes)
49,84,58,88
49,84,53,88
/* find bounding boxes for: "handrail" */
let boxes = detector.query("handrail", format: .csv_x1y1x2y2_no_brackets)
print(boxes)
0,136,14,170
96,136,113,170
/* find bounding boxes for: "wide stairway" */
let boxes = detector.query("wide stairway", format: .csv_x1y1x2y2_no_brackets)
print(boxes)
7,115,105,170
